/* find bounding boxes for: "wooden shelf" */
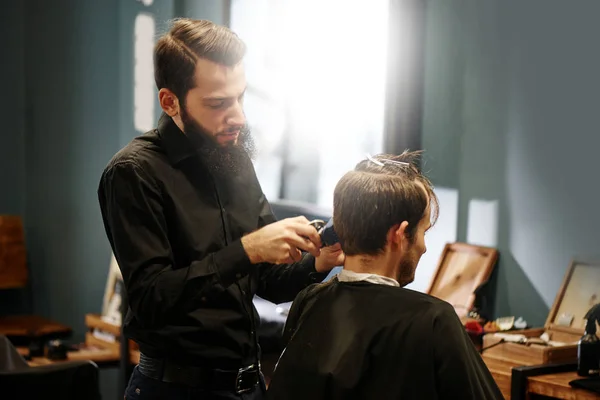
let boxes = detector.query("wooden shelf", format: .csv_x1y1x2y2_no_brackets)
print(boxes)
82,313,120,364
85,332,119,352
85,314,120,336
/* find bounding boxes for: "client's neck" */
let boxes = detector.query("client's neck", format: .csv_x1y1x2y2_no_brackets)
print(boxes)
344,252,399,282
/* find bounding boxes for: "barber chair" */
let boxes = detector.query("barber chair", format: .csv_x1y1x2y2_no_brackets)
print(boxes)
0,334,101,400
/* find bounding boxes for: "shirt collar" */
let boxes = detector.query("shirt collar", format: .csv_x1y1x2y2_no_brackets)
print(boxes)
337,269,399,287
157,113,197,165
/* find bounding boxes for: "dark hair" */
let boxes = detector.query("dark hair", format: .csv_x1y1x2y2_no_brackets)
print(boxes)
333,151,439,256
154,18,246,102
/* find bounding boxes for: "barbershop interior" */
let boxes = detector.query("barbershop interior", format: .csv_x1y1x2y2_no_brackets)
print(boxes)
1,0,599,399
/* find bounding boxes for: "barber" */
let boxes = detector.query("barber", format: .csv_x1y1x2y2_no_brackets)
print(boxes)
98,18,344,400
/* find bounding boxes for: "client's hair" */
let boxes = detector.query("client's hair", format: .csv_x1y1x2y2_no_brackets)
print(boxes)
333,151,439,256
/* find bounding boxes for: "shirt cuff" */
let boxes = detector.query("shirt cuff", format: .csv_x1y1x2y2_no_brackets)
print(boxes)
213,239,253,286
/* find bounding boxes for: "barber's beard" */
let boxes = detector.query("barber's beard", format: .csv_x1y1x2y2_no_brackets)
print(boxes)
180,107,256,179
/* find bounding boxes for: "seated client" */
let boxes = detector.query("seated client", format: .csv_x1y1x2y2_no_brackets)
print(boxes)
267,152,503,400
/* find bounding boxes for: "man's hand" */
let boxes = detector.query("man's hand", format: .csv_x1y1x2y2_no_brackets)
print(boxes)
315,243,345,273
241,216,322,264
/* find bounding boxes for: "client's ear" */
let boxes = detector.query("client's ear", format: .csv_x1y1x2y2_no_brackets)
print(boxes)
390,221,410,248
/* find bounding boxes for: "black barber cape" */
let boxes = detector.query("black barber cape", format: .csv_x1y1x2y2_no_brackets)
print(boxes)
268,278,504,400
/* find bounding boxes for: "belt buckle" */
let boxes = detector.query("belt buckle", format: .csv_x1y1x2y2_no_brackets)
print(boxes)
235,364,258,394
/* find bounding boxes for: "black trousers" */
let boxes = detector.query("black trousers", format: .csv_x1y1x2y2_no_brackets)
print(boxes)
124,366,267,400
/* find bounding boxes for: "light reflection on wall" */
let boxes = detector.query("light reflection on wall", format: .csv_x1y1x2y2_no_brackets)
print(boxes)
467,198,499,248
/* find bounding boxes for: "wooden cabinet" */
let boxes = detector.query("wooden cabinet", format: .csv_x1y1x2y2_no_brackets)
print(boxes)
483,259,599,367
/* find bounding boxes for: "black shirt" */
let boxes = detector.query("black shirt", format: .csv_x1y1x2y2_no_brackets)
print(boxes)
268,279,504,400
98,114,325,369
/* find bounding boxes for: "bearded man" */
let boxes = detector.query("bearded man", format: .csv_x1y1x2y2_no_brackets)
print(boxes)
98,18,343,400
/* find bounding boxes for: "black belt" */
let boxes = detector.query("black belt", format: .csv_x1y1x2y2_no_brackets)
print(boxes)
137,353,261,394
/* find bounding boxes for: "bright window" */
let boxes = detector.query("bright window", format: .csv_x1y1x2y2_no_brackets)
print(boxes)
232,0,389,209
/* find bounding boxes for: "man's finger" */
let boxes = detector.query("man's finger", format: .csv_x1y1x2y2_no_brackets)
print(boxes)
293,223,322,248
292,216,310,224
289,247,303,262
287,234,321,258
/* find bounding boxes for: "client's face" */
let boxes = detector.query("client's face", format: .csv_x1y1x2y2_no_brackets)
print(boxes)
397,204,431,286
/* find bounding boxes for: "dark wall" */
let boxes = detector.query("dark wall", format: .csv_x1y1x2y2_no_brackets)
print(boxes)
0,0,26,217
23,0,120,338
0,0,29,315
23,0,121,397
422,0,600,326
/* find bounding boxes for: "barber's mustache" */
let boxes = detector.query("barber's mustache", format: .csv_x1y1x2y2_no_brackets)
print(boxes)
217,125,248,135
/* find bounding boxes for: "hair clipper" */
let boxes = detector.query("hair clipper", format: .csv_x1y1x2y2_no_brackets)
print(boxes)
309,218,339,248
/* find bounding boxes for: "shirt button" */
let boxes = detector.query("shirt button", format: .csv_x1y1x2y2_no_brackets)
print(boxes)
236,273,242,279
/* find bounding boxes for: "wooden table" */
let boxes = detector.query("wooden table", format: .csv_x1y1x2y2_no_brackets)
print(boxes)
527,371,599,400
483,354,599,400
483,355,519,399
0,315,72,339
16,345,119,367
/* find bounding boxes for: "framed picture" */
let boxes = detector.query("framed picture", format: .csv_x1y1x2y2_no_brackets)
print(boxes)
426,242,499,318
102,253,124,322
547,259,600,333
